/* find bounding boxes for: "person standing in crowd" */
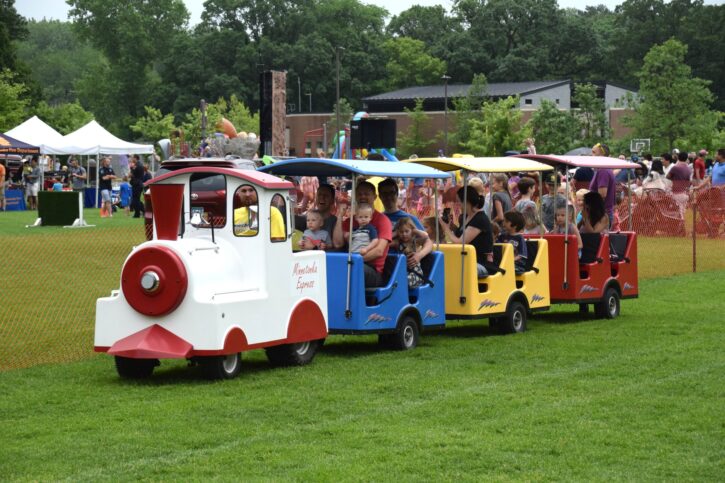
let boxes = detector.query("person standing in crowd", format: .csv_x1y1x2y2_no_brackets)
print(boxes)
705,148,725,187
98,157,116,217
693,149,707,185
590,143,616,228
667,151,693,219
524,137,537,155
69,157,87,195
661,153,674,176
129,154,145,218
25,158,41,210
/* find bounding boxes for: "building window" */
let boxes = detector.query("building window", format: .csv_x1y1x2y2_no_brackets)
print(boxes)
524,98,533,105
555,99,560,104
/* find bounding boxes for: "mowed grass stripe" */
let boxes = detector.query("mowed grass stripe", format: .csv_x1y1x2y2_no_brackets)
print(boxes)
0,272,722,480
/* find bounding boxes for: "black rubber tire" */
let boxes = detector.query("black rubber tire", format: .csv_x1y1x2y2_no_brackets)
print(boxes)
114,356,158,379
596,287,620,319
488,316,503,333
265,340,320,367
500,301,527,334
389,315,419,351
200,353,242,380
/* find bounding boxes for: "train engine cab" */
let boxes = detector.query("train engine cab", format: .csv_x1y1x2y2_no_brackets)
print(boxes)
94,167,328,379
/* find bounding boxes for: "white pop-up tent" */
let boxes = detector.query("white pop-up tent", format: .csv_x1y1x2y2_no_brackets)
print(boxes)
5,115,65,155
57,120,154,156
55,120,155,207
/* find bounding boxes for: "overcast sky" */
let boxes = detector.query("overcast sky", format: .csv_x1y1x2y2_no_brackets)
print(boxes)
17,0,722,25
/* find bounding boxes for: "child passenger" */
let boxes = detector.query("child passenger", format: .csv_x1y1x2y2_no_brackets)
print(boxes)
346,203,380,257
391,217,429,288
550,204,583,257
299,209,330,250
497,211,528,274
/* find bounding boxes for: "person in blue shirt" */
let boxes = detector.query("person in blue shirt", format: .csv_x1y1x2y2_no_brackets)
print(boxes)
709,148,725,187
119,177,132,216
377,177,425,229
497,211,528,274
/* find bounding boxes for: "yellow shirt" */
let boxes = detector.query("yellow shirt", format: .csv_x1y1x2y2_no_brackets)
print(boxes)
233,205,285,239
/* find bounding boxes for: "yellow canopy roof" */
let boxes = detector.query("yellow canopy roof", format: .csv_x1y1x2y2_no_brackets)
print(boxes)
406,156,553,173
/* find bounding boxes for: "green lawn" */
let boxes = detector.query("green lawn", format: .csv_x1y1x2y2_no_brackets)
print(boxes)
1,205,724,371
0,272,722,480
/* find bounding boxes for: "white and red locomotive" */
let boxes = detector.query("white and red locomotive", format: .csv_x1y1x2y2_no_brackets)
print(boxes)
94,167,328,379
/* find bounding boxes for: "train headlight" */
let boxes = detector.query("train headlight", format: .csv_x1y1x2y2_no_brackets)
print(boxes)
140,271,160,293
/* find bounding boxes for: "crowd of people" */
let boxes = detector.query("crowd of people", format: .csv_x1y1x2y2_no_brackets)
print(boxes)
0,154,155,217
288,143,724,288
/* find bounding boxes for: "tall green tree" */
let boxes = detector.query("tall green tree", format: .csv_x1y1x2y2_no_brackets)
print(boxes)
464,96,528,156
573,83,610,146
130,106,177,142
449,73,487,153
15,20,105,105
527,100,580,155
34,101,93,135
381,37,446,91
0,69,29,131
68,0,189,132
623,39,715,152
398,98,435,158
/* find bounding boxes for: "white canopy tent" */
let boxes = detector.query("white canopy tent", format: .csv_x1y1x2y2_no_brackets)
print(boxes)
54,120,155,207
56,120,154,156
5,115,65,155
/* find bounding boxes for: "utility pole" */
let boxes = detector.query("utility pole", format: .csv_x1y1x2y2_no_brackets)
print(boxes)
336,46,344,157
441,74,451,156
306,92,312,112
297,75,302,114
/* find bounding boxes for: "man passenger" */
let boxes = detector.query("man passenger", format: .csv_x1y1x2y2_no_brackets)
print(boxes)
333,180,392,287
377,177,425,230
295,183,337,249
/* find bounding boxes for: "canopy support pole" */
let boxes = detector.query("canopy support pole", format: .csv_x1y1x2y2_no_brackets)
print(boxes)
344,174,357,319
459,170,468,305
434,180,440,250
627,170,633,231
563,168,570,290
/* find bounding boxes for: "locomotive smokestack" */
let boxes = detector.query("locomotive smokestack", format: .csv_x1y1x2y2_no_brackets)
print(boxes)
150,184,184,240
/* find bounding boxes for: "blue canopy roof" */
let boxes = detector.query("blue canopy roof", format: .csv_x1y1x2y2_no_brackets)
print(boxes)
258,158,451,179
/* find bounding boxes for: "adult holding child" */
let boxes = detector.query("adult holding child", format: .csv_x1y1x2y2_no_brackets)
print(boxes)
333,180,392,287
440,186,494,278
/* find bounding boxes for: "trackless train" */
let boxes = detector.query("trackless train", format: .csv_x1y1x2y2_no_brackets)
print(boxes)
95,155,639,379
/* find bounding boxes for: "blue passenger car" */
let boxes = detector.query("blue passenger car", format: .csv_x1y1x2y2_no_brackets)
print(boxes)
259,158,450,350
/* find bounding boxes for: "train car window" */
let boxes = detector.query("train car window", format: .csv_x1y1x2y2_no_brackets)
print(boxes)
233,184,259,237
189,173,226,228
270,193,287,242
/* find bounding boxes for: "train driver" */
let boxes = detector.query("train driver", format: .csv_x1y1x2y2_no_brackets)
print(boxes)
234,184,285,239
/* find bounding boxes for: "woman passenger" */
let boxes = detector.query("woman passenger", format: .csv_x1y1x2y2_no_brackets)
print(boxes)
579,191,609,234
491,173,513,227
440,186,494,278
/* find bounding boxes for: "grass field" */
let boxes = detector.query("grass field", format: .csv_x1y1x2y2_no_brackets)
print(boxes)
0,272,723,480
1,207,724,371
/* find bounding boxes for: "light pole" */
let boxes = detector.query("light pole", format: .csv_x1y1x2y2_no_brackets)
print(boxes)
442,74,451,156
297,75,302,114
306,92,312,112
335,46,344,157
